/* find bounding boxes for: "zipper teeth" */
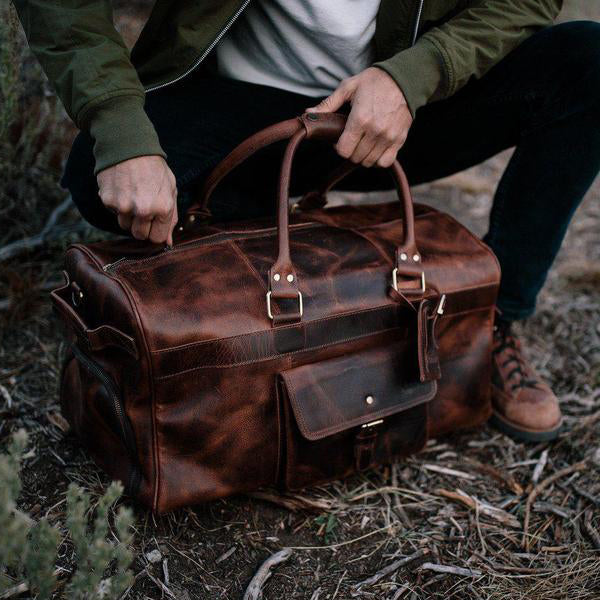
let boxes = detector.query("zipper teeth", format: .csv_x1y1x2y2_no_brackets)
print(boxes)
72,345,128,443
411,0,425,46
104,221,322,273
144,0,252,93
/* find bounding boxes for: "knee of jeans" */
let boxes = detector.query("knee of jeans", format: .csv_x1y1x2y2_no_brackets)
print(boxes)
552,21,600,98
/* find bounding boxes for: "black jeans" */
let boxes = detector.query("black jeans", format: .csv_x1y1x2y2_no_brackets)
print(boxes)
63,21,600,321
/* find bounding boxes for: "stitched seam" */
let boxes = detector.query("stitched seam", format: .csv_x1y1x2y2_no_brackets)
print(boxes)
155,327,403,380
152,283,498,355
152,304,495,379
228,240,269,293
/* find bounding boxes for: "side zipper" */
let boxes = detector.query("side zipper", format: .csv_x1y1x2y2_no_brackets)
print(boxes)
102,221,322,273
71,344,141,495
144,0,252,93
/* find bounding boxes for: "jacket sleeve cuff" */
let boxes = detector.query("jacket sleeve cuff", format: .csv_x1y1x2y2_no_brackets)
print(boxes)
84,95,167,175
372,37,447,118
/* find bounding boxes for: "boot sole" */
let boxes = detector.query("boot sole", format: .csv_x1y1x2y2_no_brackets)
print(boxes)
489,410,562,443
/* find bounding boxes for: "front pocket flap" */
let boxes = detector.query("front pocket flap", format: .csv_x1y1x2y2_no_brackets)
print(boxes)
280,345,437,441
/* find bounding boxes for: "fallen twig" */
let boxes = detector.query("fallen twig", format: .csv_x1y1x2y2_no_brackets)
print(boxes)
465,458,523,495
422,464,476,480
351,548,429,594
243,548,293,600
571,483,600,507
532,449,549,485
583,510,600,550
248,491,341,512
436,488,520,528
420,562,482,577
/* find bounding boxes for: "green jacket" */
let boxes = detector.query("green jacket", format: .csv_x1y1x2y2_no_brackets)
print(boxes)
13,0,562,174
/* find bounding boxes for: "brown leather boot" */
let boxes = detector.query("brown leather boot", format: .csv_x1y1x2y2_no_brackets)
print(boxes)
489,319,562,442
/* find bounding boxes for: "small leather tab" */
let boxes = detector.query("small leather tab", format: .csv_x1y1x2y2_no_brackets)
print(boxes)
417,299,442,382
354,426,379,471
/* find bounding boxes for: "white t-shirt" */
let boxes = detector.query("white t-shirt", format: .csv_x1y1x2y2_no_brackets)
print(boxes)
216,0,381,97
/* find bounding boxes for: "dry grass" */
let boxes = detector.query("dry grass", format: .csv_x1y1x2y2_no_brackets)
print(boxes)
1,1,599,598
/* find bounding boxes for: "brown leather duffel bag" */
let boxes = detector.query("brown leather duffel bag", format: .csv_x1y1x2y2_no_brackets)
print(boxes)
52,113,500,513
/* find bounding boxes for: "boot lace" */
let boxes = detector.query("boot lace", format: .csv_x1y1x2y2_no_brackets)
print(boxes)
493,322,540,392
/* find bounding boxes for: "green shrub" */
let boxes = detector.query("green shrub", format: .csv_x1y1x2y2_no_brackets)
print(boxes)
0,430,134,599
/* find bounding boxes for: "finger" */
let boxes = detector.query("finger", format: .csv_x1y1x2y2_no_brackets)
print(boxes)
166,205,178,247
362,142,389,168
147,210,173,244
349,135,378,166
335,110,367,159
131,216,152,241
377,145,401,169
117,213,133,232
306,80,355,113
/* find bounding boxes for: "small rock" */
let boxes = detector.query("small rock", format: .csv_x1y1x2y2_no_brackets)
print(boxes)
146,549,162,564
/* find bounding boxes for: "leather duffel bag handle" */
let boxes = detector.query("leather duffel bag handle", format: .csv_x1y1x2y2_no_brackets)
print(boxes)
190,113,425,324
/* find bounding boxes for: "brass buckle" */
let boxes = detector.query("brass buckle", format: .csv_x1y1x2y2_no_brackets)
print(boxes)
361,419,384,429
392,268,426,293
266,290,303,321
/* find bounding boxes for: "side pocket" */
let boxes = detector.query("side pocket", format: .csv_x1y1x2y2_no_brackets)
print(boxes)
61,344,141,496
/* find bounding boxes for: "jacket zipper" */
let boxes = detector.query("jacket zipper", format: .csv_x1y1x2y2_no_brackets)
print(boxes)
102,221,322,273
145,0,422,94
411,0,425,46
144,0,252,93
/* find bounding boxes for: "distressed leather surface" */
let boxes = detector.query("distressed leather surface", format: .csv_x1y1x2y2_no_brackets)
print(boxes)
55,116,501,512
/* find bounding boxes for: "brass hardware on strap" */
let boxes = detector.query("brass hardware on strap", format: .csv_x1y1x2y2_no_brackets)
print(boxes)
361,419,384,429
392,268,426,294
266,290,303,321
437,294,447,315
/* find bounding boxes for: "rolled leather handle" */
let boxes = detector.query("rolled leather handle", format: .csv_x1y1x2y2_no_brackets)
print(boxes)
190,113,348,216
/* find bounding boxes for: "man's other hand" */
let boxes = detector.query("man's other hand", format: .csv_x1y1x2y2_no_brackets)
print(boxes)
97,156,178,245
307,67,413,168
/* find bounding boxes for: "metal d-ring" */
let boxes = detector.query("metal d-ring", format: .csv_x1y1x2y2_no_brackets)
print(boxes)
266,290,303,321
392,268,426,293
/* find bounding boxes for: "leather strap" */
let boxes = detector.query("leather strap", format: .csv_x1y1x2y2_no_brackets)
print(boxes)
51,274,139,359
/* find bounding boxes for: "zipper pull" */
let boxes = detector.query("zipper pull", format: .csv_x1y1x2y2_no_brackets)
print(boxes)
103,257,127,272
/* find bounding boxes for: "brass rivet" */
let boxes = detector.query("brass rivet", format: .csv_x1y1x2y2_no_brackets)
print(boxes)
400,253,407,261
178,226,184,232
413,254,420,262
188,214,196,223
273,273,281,282
365,395,374,405
287,274,294,283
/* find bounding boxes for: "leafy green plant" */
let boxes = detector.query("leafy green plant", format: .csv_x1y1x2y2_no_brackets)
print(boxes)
0,430,134,599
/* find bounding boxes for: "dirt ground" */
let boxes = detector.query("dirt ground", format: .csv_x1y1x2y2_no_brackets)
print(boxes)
1,2,599,599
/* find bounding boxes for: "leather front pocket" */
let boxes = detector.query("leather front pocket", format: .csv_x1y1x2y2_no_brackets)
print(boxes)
278,343,436,491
